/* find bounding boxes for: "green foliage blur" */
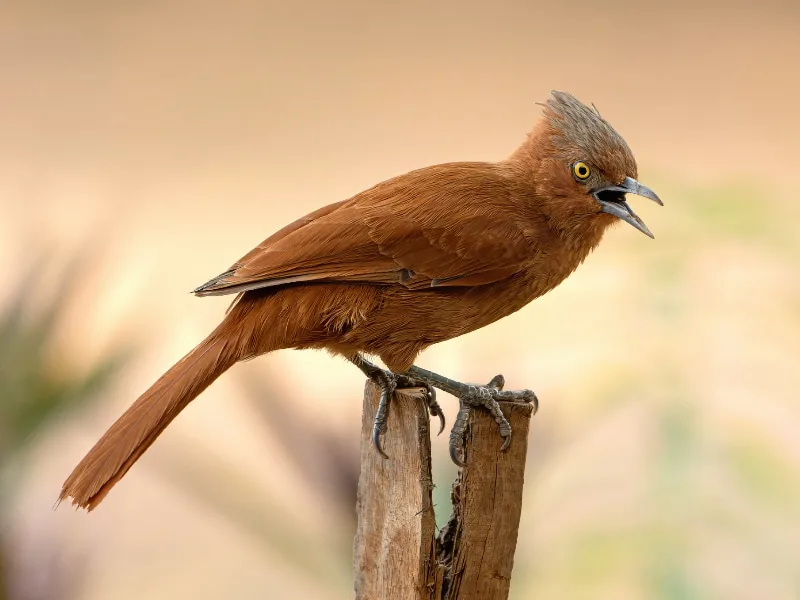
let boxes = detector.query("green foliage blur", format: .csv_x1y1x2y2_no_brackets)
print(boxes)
0,252,126,600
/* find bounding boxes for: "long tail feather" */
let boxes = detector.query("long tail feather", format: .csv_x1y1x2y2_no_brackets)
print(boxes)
59,329,241,510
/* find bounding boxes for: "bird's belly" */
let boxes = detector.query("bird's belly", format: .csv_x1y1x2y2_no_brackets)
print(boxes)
354,269,559,348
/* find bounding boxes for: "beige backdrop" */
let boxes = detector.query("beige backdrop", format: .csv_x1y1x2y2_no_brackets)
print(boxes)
2,1,799,599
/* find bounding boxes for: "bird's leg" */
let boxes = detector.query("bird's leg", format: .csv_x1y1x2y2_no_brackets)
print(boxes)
404,366,538,467
349,355,444,426
348,354,445,458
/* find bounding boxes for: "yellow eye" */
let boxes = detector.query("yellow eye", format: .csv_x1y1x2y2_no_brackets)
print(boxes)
572,161,591,180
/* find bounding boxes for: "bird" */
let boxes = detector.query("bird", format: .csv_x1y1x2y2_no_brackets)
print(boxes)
59,91,662,511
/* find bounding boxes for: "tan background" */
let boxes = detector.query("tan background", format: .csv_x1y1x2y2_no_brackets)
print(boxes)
2,1,799,598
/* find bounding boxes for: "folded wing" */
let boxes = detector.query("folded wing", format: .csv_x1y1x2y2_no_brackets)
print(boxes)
193,163,534,296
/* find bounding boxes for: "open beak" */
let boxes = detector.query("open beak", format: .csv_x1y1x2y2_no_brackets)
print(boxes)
592,176,663,239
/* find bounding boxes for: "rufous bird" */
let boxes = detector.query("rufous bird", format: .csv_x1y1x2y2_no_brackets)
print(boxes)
60,91,662,510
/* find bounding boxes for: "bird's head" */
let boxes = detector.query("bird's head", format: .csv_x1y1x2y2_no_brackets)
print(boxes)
520,91,662,238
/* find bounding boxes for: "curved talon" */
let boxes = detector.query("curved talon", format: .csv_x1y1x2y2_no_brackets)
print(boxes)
428,402,446,436
391,372,444,435
487,374,505,390
372,424,389,459
449,439,466,468
371,373,394,460
500,433,511,452
435,411,446,436
425,387,446,435
449,403,472,468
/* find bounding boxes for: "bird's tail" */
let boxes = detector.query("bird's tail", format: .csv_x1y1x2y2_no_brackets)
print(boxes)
59,325,243,511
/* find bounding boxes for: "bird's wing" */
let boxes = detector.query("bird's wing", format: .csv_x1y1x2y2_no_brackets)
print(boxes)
193,163,534,296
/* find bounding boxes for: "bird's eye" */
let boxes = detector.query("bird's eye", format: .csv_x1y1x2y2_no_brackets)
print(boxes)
572,161,591,180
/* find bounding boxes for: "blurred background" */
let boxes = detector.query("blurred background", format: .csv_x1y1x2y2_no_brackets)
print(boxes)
1,1,799,598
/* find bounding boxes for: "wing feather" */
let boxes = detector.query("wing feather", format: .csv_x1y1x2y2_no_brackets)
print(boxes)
193,163,535,296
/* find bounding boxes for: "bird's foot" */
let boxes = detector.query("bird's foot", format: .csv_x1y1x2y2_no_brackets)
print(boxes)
404,366,537,467
447,375,537,466
349,355,445,459
395,373,445,436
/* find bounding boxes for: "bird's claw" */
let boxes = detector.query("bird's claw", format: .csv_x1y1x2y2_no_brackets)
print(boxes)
370,370,395,459
487,374,505,390
353,357,537,464
372,427,389,459
397,374,445,435
354,355,447,459
449,403,471,467
497,388,538,412
425,386,446,436
447,375,538,467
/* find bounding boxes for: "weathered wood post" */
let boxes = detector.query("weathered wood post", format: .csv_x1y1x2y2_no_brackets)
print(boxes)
354,381,533,600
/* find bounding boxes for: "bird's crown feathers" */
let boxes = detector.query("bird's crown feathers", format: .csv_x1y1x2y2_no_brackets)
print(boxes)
542,91,637,181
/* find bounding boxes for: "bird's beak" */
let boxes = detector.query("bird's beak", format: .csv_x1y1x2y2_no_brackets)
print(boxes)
592,176,663,239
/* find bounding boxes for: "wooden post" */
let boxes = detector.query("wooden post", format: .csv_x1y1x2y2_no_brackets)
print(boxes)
353,384,437,599
354,381,534,600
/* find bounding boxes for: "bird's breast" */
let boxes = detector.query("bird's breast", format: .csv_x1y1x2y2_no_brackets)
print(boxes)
454,239,598,335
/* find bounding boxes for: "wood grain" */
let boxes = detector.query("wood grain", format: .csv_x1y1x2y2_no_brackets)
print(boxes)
434,400,533,599
354,380,533,600
353,382,437,600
